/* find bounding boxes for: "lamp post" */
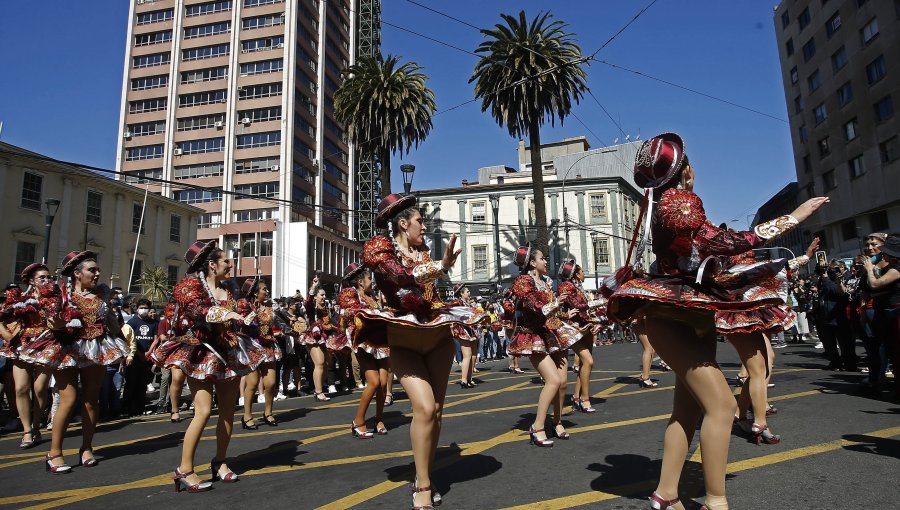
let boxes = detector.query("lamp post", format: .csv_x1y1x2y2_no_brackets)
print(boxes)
400,164,416,195
590,231,599,290
42,198,61,265
559,153,595,258
489,193,501,292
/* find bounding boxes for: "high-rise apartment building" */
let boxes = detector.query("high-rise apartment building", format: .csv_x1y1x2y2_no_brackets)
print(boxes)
774,0,900,258
116,0,368,295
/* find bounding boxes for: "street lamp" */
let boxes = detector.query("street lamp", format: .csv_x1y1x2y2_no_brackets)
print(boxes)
590,231,599,290
488,193,501,292
400,164,416,195
42,198,61,265
559,153,595,258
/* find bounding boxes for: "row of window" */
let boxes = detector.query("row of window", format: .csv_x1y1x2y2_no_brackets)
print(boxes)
224,231,275,259
174,162,225,180
178,137,226,155
798,95,894,143
234,181,279,198
127,120,166,137
135,30,172,46
239,106,282,123
323,181,346,202
184,21,231,39
133,52,170,68
233,208,279,222
183,43,229,61
241,35,284,52
182,66,228,84
127,130,283,160
243,13,285,30
238,82,282,99
131,74,168,91
177,113,225,131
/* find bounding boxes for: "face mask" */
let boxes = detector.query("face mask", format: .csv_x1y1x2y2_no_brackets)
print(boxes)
138,309,150,318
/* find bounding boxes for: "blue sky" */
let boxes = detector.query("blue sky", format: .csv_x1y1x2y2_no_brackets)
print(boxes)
0,0,795,227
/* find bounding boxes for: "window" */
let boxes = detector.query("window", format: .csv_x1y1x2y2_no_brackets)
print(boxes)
861,18,879,44
823,169,837,191
805,183,815,200
177,137,225,155
880,136,899,163
137,8,174,25
174,162,224,179
798,7,811,29
175,188,223,204
234,181,279,199
844,119,858,141
240,36,284,53
471,202,486,230
21,172,42,210
167,265,179,289
802,38,816,62
323,181,346,202
198,212,222,228
182,43,229,61
799,124,809,143
132,203,146,234
785,38,794,57
183,21,231,39
473,245,488,279
802,154,812,173
135,30,172,46
14,242,37,284
323,160,347,184
818,136,831,156
870,210,890,232
794,95,804,114
837,82,853,107
874,95,894,121
127,120,166,137
180,66,228,84
260,232,273,256
790,66,799,84
593,237,610,267
589,193,608,221
177,113,225,131
813,103,827,124
236,156,279,174
826,12,841,38
239,58,283,76
133,52,170,68
236,131,281,149
233,208,279,222
131,74,168,91
848,155,865,179
86,190,102,224
245,0,284,6
781,11,790,29
241,233,256,258
125,144,164,161
129,259,143,294
807,70,821,92
238,82,282,100
842,220,858,241
129,97,166,113
185,1,232,17
831,46,847,73
179,90,227,107
242,13,285,30
238,106,282,124
866,56,886,85
123,169,162,184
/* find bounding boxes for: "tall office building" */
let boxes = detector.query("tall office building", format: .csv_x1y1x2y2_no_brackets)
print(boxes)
116,0,370,294
774,0,899,258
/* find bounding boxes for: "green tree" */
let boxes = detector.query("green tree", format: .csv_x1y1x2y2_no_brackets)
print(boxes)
334,54,437,195
136,266,170,303
470,11,588,250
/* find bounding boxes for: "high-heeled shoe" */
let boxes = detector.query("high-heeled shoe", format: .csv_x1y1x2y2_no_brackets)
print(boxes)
210,458,239,483
410,483,436,510
78,448,98,467
314,392,331,402
263,414,278,426
375,422,388,435
766,403,778,415
170,412,181,423
384,393,394,406
751,423,781,445
638,377,658,388
173,467,212,492
648,491,679,509
20,429,37,449
528,426,554,447
577,398,597,413
45,454,72,474
351,422,374,439
241,417,258,430
410,478,441,506
553,423,570,440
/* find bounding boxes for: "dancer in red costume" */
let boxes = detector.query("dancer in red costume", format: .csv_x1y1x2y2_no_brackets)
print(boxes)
301,276,335,401
508,244,582,446
357,193,486,510
449,284,479,388
238,279,282,429
151,240,262,492
339,262,390,438
607,133,828,510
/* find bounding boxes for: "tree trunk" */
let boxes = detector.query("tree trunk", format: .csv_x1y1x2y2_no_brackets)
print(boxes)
528,121,550,252
380,147,392,196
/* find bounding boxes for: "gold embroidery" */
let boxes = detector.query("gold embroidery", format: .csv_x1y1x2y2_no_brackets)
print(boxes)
754,215,798,240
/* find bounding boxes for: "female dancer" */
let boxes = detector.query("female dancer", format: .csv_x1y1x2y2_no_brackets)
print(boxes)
0,264,54,449
302,276,335,401
499,289,523,373
151,240,261,492
509,244,582,446
45,251,129,472
356,193,486,509
450,284,479,388
154,303,187,423
607,132,828,510
557,259,605,413
339,262,390,438
239,279,282,428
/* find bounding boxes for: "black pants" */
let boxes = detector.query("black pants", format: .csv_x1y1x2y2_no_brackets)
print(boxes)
122,353,151,416
817,321,857,369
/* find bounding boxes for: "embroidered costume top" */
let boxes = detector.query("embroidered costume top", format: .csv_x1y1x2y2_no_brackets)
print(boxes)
337,287,388,357
171,276,241,347
557,281,606,329
507,274,582,355
304,293,337,342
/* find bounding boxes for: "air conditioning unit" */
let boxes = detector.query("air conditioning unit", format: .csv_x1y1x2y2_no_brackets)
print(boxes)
214,121,224,129
237,86,244,92
276,43,284,49
173,148,183,156
271,164,280,171
312,159,319,168
123,131,132,138
240,117,251,125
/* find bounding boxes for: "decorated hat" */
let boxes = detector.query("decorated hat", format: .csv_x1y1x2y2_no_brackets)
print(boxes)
20,263,49,283
375,193,418,229
558,258,577,281
514,242,532,269
866,232,888,243
241,278,258,298
634,132,686,189
452,283,465,297
60,251,98,276
185,240,218,273
881,233,900,259
342,262,366,282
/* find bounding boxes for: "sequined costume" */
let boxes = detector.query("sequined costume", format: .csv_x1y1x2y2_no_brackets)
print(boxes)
608,188,799,333
558,281,607,332
337,287,389,359
238,300,283,366
53,291,128,368
150,275,262,380
356,235,487,342
1,283,63,366
299,293,337,347
508,274,582,356
449,298,480,343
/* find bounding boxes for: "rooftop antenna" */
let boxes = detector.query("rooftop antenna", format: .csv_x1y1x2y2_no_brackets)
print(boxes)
613,137,619,144
0,121,4,139
625,135,631,142
635,129,641,141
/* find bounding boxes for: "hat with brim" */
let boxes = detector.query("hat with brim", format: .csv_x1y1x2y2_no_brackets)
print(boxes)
241,278,257,298
866,232,888,243
514,243,532,269
185,240,218,274
634,132,686,189
558,258,577,281
20,263,49,283
881,234,900,258
342,262,366,282
60,251,98,276
452,283,465,297
375,193,418,229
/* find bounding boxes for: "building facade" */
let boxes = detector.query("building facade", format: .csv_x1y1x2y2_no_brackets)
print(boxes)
1,142,201,292
415,139,647,297
774,0,900,258
116,0,363,294
753,182,810,266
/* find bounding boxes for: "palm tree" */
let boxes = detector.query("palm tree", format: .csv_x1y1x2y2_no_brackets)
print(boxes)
136,266,170,303
334,54,437,195
470,11,588,251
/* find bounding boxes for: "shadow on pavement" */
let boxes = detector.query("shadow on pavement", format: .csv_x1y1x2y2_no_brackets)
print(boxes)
231,440,308,472
842,434,900,460
382,442,503,498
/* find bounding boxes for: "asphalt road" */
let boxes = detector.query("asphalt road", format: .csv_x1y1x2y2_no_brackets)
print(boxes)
0,340,897,509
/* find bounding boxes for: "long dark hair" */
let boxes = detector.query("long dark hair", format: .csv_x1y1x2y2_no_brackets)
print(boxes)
200,248,226,277
390,205,420,236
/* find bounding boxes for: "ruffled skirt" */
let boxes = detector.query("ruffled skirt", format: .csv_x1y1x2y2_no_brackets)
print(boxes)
8,332,63,368
33,335,128,369
354,341,390,360
247,339,282,367
508,323,582,356
298,321,333,347
354,306,488,348
150,331,262,381
451,324,478,343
